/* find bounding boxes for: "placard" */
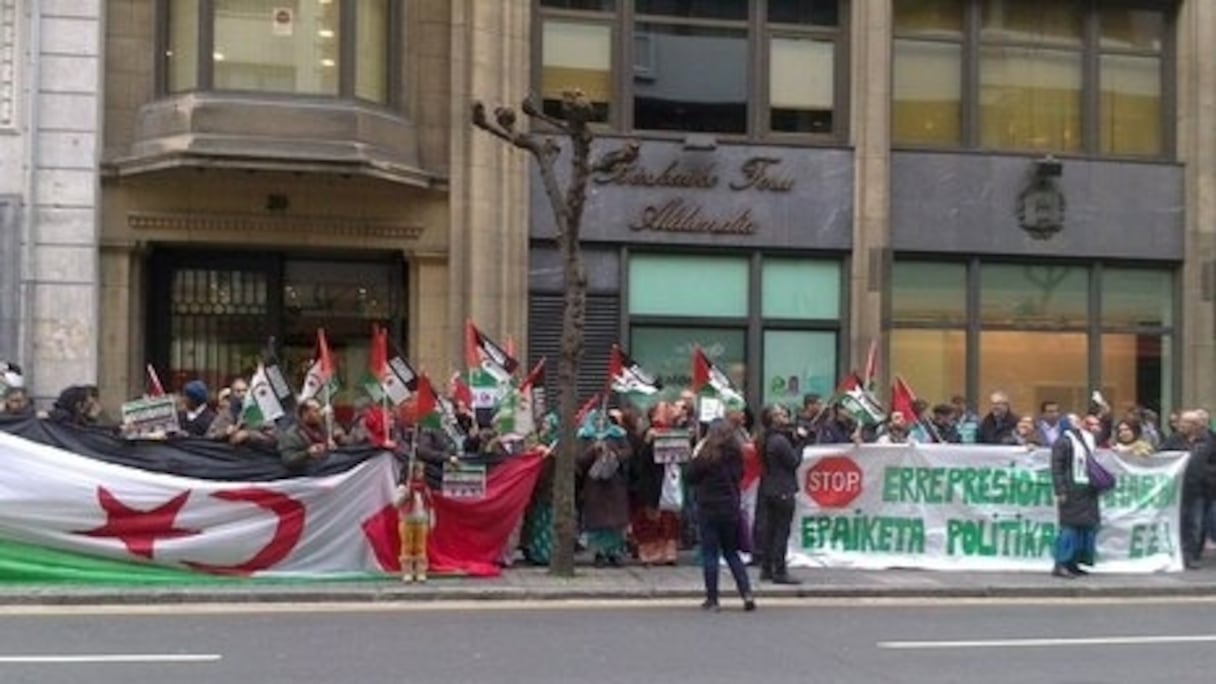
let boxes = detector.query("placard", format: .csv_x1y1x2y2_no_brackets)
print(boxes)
441,462,486,500
121,396,181,439
698,396,723,422
653,428,692,464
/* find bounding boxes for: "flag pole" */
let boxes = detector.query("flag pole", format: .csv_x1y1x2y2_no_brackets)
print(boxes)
323,379,334,445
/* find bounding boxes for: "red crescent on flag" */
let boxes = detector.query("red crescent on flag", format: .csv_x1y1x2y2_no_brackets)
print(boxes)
181,488,305,576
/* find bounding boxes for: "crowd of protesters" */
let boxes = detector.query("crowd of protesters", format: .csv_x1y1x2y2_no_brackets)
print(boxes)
4,357,1216,587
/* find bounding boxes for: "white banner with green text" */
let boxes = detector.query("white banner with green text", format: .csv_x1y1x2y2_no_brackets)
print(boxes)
789,444,1188,573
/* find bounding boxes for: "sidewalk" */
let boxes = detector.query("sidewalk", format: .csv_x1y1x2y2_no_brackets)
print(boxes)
3,562,1216,606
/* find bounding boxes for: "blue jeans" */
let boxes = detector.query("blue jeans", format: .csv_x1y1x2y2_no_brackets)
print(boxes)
698,511,752,603
1053,526,1097,567
1182,494,1215,562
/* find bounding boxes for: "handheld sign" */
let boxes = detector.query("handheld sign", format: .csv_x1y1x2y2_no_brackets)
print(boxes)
653,428,693,464
441,462,487,500
121,396,181,439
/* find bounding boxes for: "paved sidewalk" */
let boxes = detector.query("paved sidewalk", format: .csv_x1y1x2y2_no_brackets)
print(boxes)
2,562,1216,606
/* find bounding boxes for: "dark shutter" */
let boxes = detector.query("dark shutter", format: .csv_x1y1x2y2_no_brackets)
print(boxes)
528,293,619,410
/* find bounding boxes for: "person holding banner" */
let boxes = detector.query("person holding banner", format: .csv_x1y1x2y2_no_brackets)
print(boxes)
2,386,32,417
1049,414,1103,579
277,399,335,471
756,404,802,585
686,419,756,612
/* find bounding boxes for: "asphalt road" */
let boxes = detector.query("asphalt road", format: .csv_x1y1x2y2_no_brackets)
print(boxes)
2,598,1216,684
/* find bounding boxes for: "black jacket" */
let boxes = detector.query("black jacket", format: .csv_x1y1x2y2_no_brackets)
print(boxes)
178,406,217,437
759,428,800,499
1050,430,1101,529
686,439,743,518
979,412,1019,445
1182,433,1216,497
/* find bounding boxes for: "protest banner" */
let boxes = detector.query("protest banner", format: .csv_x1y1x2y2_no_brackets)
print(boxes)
784,444,1188,573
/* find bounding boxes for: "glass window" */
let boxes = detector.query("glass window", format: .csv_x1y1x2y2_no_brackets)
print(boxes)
1102,333,1170,413
630,326,746,392
979,331,1087,414
894,0,963,38
635,0,746,21
542,20,613,122
761,259,839,319
769,0,839,26
628,254,748,317
764,330,836,410
214,0,341,95
892,262,967,324
980,0,1083,47
1101,7,1164,51
769,36,834,134
355,0,389,103
1102,268,1173,328
891,329,966,407
167,0,199,92
893,40,962,145
542,0,615,9
980,264,1088,327
633,24,748,133
979,46,1081,151
1100,54,1161,156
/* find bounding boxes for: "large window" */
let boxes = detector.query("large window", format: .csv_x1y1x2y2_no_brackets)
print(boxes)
892,259,1176,414
163,0,394,104
539,0,845,138
893,0,1169,157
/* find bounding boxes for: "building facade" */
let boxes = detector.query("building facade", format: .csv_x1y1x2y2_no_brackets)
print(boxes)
1,0,1213,421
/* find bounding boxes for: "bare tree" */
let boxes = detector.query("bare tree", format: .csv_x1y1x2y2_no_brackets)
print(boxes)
472,90,639,576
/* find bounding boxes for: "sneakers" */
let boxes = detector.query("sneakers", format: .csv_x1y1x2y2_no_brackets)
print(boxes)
1051,564,1076,579
701,598,720,612
743,596,757,612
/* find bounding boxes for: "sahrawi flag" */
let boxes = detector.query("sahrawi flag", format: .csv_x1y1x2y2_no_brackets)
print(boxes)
242,362,285,427
465,320,519,383
0,430,400,581
298,328,339,403
367,325,418,406
609,345,661,396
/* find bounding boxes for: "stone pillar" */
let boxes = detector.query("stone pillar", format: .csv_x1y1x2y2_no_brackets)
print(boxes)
1177,0,1216,409
848,0,892,391
448,0,531,364
18,2,103,402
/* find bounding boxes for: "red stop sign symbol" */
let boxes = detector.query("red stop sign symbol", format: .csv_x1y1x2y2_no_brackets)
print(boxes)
805,456,863,508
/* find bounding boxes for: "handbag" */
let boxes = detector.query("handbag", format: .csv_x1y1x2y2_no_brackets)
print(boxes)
1085,453,1117,493
659,463,683,512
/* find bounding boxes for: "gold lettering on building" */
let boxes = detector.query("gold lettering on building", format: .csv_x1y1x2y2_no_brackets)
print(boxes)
593,160,718,188
729,157,794,193
630,198,756,235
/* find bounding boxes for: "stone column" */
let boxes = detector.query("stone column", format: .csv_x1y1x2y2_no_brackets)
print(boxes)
848,0,892,392
1177,0,1216,409
448,0,531,364
19,2,103,402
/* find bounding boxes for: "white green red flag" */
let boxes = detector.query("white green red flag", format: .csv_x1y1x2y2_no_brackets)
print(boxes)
367,325,417,407
609,345,661,396
241,362,285,428
298,328,339,403
465,320,519,383
691,345,742,405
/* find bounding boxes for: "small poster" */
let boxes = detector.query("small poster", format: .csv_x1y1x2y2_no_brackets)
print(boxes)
121,396,181,439
698,396,724,423
272,8,294,36
653,428,692,464
441,462,486,500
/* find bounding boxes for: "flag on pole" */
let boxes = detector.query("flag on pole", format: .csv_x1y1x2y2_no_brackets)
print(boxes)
415,374,442,430
465,320,519,382
520,358,548,418
260,338,296,414
609,345,661,396
242,362,285,427
145,364,166,398
298,328,338,403
575,392,601,425
890,375,918,423
494,385,535,438
691,345,741,403
368,325,417,407
450,372,474,409
862,339,879,392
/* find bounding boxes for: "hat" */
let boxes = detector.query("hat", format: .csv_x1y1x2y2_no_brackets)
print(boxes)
182,380,209,405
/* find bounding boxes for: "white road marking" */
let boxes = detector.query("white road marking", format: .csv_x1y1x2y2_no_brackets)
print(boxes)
0,595,1215,617
879,635,1216,650
0,654,221,664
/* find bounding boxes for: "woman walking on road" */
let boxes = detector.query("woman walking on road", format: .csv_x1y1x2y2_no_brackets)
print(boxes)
686,418,756,612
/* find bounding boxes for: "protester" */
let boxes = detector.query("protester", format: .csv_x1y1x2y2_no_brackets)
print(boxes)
1111,419,1153,458
756,404,801,585
816,404,857,444
875,411,914,445
521,413,559,566
794,393,822,448
1178,410,1216,569
685,419,755,612
951,394,980,443
47,385,104,426
577,409,632,567
2,386,32,417
978,391,1018,444
1050,413,1103,579
1009,415,1041,448
177,380,216,437
630,402,680,566
1036,400,1063,447
929,404,962,444
277,399,334,470
206,394,276,448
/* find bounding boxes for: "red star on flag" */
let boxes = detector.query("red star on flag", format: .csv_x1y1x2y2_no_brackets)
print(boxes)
76,487,199,560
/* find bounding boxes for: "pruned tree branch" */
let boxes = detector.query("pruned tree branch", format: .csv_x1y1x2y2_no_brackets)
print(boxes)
521,95,573,134
591,141,641,175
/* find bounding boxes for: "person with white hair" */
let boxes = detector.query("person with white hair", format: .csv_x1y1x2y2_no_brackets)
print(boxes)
1049,413,1104,578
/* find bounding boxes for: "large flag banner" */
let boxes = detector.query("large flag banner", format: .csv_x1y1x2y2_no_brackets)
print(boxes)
465,321,519,382
609,345,661,396
298,328,338,403
784,444,1189,573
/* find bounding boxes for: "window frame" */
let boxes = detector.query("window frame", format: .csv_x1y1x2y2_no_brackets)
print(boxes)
535,0,851,143
156,0,402,108
891,0,1175,159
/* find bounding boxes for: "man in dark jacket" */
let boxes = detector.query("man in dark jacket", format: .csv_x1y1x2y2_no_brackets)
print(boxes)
979,391,1019,445
1050,414,1102,578
1179,410,1216,569
758,404,802,584
178,380,216,437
